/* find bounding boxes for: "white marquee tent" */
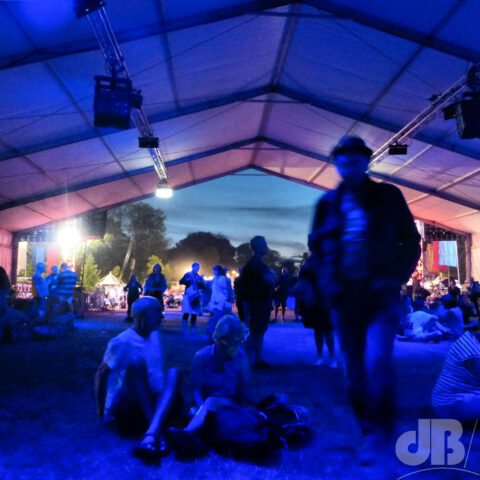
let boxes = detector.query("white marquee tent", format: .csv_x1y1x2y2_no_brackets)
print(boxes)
0,0,479,278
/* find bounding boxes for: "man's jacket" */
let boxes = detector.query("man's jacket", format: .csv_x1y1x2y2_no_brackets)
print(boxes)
309,177,421,302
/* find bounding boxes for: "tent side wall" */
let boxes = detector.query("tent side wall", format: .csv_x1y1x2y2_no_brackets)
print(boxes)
0,229,13,278
472,233,480,281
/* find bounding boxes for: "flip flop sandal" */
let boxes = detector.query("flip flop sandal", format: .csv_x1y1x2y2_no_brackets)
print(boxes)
133,434,168,463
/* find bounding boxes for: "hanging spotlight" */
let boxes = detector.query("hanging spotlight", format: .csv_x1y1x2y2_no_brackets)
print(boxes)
139,136,159,148
443,64,480,139
74,0,105,18
155,184,173,199
388,143,408,155
93,76,143,130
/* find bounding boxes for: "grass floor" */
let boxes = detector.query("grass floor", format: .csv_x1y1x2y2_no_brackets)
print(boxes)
0,310,478,480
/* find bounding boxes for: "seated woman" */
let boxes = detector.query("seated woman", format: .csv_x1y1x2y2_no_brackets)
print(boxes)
432,331,480,422
166,314,258,454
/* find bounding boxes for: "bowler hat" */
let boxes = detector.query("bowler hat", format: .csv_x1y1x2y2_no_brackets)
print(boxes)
330,136,373,160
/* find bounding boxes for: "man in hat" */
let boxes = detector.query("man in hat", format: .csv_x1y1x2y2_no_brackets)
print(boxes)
308,136,421,465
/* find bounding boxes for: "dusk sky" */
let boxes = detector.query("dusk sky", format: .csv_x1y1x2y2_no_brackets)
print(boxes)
145,169,325,259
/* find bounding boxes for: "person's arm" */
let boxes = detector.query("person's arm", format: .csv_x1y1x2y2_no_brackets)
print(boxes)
160,274,167,293
465,357,480,380
143,276,150,295
391,186,421,283
94,362,111,423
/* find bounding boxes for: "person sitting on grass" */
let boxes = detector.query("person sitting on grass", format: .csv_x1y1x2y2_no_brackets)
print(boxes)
432,331,480,422
166,314,310,459
95,296,181,462
166,314,258,455
396,301,451,343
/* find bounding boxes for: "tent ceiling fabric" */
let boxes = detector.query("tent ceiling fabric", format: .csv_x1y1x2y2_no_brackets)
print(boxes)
0,0,479,238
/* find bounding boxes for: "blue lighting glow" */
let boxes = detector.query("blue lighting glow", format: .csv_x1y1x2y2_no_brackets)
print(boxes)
19,0,73,30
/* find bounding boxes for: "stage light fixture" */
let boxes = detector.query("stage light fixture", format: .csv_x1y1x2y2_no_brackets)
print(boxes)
94,76,134,129
155,184,173,199
388,143,408,155
455,93,480,139
139,136,159,149
442,103,457,120
74,0,105,18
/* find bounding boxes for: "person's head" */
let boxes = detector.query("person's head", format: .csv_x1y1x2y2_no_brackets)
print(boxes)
192,262,200,274
58,300,72,316
250,236,268,256
153,263,162,275
36,262,46,274
0,266,10,312
331,136,372,187
0,267,10,289
213,314,245,359
281,267,287,276
131,296,161,338
51,265,59,275
130,274,137,282
441,294,456,309
458,294,468,306
213,265,223,276
60,262,69,271
412,298,426,312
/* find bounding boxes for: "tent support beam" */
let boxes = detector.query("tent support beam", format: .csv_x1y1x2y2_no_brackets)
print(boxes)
304,0,480,63
3,136,480,215
264,137,480,212
0,0,294,71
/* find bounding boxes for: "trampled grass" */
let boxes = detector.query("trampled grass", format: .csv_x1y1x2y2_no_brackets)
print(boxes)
0,310,478,480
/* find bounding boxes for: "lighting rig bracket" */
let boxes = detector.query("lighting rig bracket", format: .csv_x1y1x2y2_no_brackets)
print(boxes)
76,1,168,183
442,65,480,139
370,73,470,168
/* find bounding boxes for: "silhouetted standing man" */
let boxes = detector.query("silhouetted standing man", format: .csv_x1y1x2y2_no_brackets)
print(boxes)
309,136,420,465
239,236,275,368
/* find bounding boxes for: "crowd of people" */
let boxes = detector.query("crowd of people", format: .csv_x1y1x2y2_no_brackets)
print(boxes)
3,135,480,472
0,262,78,343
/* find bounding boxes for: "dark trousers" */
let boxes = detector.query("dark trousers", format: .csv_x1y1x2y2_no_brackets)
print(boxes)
332,283,400,439
127,295,139,317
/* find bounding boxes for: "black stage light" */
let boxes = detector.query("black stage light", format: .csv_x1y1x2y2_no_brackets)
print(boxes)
456,94,480,139
442,103,457,120
74,0,105,18
388,143,408,155
129,90,143,109
138,136,159,148
94,76,133,129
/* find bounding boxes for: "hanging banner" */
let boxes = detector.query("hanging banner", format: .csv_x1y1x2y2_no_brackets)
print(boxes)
438,240,458,267
432,242,449,272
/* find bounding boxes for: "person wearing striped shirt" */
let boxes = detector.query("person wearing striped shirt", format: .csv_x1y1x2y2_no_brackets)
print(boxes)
57,263,78,304
432,331,480,421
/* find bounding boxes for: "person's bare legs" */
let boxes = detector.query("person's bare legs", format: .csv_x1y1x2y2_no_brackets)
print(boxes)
124,363,181,449
143,368,181,441
314,328,324,365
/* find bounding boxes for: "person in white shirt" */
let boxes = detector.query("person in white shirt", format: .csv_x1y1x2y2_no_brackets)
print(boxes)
95,296,180,461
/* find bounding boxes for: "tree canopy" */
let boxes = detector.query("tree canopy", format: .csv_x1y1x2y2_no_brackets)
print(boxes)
167,232,236,279
88,203,170,282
